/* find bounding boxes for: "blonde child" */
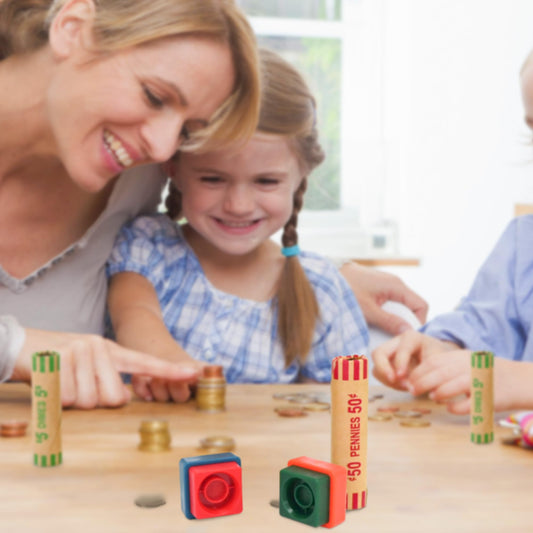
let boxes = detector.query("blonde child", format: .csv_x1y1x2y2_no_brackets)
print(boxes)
371,49,533,415
107,49,368,402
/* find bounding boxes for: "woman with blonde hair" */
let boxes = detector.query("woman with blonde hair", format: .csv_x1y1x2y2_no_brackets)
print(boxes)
0,0,260,408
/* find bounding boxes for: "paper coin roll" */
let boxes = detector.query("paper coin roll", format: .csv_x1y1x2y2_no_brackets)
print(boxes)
470,351,494,444
31,351,62,467
331,355,368,510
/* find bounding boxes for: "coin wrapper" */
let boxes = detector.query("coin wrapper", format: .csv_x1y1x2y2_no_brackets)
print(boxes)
470,351,494,444
331,355,368,510
32,351,62,467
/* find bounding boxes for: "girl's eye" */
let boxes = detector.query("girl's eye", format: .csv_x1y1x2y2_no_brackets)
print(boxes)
257,178,279,186
143,86,164,109
200,176,222,184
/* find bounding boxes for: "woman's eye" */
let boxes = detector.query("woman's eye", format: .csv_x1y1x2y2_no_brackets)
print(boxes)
201,176,222,183
143,86,164,109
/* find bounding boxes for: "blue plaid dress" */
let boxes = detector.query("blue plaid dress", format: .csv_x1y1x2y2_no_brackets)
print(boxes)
107,215,369,383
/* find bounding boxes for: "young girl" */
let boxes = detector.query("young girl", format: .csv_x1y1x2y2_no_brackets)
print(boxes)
107,49,368,402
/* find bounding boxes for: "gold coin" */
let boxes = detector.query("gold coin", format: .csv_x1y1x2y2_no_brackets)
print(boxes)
369,413,393,421
303,402,330,412
139,419,169,432
199,435,235,449
394,410,423,419
400,419,431,428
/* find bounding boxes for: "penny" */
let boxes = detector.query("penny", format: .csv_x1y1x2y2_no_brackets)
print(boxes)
134,494,166,508
394,410,423,419
368,413,393,422
275,407,308,417
377,406,400,413
0,420,28,438
400,419,431,428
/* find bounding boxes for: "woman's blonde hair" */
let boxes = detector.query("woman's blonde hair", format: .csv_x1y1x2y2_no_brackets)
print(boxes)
0,0,260,150
166,48,325,367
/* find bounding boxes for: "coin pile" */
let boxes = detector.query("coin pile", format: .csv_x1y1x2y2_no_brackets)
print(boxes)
198,435,235,453
138,420,171,452
369,403,433,427
0,420,28,438
196,365,226,413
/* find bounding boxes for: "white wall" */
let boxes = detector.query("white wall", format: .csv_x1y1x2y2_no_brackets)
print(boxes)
353,0,533,319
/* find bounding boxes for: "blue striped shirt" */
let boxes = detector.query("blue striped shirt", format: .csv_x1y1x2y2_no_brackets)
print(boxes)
107,215,369,383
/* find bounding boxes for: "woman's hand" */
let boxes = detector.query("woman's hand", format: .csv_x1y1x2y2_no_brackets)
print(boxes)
12,329,200,409
340,262,428,335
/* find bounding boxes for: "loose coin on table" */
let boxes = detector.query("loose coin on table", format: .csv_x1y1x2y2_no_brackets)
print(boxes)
275,407,308,418
377,406,400,413
0,420,28,438
394,410,423,419
134,494,166,508
400,419,431,428
369,413,393,422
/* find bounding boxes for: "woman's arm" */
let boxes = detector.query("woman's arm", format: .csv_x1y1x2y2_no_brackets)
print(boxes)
9,327,198,409
340,262,428,335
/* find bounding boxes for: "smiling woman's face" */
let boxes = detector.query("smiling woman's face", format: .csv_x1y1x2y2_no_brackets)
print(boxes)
47,34,235,193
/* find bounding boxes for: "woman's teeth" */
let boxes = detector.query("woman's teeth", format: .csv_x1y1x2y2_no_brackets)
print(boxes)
103,130,133,168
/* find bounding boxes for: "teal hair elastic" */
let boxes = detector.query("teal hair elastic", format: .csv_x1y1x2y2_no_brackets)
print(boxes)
281,245,300,257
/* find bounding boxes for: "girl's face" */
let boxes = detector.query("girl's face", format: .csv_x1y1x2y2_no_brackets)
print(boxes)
48,14,235,193
172,134,304,257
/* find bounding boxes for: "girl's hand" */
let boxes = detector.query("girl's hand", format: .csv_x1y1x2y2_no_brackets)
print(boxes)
372,330,457,389
13,330,199,409
407,352,533,414
132,355,204,403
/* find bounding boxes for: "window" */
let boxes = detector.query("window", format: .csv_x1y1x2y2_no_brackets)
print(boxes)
238,0,399,258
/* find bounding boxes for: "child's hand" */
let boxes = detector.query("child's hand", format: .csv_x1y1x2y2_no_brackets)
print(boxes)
132,356,204,403
372,330,457,389
406,352,533,414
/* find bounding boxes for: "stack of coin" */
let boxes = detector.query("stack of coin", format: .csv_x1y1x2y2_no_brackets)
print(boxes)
196,365,226,413
0,420,28,438
198,435,235,453
138,420,171,452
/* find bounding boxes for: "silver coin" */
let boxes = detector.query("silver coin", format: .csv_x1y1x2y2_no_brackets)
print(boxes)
134,494,166,508
269,499,280,508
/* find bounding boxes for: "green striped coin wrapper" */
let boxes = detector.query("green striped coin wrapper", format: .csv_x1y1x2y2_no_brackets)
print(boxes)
31,351,62,467
470,351,494,444
331,354,368,510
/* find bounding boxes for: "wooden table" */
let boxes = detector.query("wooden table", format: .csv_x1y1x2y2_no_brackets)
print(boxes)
0,383,531,533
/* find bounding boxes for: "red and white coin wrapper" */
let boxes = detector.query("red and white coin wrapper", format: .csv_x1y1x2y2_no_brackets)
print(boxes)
331,355,368,510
